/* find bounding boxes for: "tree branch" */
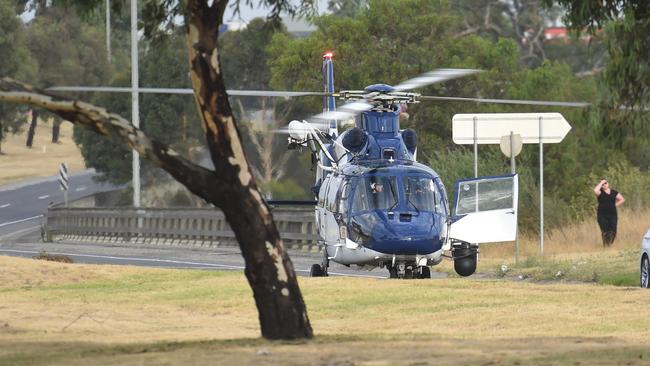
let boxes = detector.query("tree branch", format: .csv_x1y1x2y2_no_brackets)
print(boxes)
0,77,223,204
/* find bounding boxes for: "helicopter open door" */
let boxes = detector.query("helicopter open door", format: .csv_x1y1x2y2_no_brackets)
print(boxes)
449,174,518,244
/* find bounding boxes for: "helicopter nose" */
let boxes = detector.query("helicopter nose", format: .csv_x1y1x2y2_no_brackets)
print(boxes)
353,212,443,255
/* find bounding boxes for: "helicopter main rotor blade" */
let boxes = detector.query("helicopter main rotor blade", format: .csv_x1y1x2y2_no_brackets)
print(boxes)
393,68,482,91
311,101,373,121
420,95,591,108
46,86,327,97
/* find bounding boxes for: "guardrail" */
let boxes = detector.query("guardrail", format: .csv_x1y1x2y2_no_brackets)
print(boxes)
45,206,319,250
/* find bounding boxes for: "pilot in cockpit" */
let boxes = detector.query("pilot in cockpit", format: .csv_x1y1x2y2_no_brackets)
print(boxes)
370,182,384,194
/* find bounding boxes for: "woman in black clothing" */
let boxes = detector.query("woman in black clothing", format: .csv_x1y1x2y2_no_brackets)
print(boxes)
594,179,625,247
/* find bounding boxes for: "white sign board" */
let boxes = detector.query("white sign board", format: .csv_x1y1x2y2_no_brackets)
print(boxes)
452,113,571,144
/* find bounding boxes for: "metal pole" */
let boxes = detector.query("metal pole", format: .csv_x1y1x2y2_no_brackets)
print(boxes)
131,0,140,208
511,131,518,263
106,0,111,62
539,116,544,256
473,116,478,178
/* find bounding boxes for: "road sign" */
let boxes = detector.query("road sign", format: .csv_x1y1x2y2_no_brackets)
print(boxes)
58,163,68,191
500,134,523,158
452,113,571,144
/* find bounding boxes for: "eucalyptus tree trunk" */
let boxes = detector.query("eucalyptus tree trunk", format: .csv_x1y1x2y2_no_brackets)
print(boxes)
52,118,61,143
183,1,312,339
25,109,37,148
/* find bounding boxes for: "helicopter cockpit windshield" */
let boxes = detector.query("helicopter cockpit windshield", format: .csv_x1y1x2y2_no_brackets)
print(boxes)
351,173,445,214
403,176,442,213
352,176,399,211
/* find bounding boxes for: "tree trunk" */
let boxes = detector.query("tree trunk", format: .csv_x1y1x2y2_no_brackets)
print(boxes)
52,118,61,143
185,0,313,339
25,109,37,148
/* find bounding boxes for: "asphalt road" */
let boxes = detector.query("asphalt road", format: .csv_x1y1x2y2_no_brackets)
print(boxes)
0,230,394,278
0,169,115,238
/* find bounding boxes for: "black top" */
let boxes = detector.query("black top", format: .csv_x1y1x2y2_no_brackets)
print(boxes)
597,189,618,216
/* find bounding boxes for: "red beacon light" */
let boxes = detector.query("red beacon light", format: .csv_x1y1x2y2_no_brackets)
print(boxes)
323,52,334,59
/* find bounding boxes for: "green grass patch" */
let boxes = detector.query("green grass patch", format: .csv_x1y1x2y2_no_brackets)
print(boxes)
485,248,641,286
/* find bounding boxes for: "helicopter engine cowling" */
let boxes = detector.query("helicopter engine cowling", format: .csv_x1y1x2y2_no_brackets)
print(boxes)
341,127,368,154
402,128,417,155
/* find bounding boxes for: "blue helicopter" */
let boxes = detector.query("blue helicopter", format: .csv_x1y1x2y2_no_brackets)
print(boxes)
283,53,519,279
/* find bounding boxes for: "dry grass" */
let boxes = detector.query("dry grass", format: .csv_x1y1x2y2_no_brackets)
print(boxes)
2,255,650,365
480,207,648,260
0,120,85,185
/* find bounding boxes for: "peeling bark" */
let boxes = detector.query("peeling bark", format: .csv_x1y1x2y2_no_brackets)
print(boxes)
185,0,312,339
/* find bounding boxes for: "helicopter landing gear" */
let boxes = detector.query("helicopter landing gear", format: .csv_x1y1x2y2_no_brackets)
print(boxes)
310,250,330,277
417,266,431,279
310,264,325,277
388,263,427,279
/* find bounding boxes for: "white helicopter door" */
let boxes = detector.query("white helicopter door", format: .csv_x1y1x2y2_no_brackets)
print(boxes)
449,174,518,244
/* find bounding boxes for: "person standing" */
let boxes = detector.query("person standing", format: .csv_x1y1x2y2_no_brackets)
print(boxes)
594,179,625,246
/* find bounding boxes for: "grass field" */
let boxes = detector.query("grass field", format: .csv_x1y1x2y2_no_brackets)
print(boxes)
0,120,85,185
1,255,650,365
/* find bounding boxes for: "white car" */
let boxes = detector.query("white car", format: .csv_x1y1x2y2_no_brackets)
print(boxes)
641,229,650,288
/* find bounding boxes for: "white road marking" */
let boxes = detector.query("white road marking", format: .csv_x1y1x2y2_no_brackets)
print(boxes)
0,215,43,228
75,186,87,192
0,225,40,241
38,195,49,200
0,203,10,208
0,249,244,269
0,248,387,278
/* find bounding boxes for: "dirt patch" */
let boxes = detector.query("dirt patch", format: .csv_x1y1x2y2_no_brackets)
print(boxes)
32,251,74,263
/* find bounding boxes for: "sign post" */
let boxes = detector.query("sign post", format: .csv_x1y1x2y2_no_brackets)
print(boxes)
500,132,522,262
58,162,69,207
452,113,571,256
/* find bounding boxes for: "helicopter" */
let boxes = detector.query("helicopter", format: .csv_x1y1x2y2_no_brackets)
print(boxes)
277,53,519,279
46,53,586,279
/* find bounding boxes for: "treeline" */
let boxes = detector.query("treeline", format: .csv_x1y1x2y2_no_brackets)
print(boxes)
3,0,649,233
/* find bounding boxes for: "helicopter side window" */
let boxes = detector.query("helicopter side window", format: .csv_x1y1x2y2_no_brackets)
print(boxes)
337,180,350,215
403,176,441,213
326,176,341,212
318,176,331,208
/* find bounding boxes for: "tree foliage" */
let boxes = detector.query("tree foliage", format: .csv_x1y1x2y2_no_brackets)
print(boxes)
0,0,37,151
546,0,650,148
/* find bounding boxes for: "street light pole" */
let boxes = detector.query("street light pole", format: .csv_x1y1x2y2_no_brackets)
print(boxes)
106,0,111,62
131,0,140,207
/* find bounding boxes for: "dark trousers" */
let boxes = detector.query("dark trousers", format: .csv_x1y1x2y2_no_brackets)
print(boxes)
597,213,618,247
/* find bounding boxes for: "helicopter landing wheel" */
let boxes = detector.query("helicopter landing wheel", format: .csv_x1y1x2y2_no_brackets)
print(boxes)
404,268,414,279
321,250,330,277
388,267,398,279
310,264,324,277
417,266,431,279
